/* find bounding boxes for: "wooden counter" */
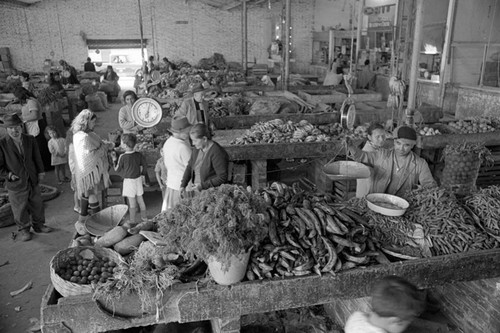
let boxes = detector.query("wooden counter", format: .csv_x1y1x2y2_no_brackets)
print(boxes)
41,248,500,333
416,130,500,149
212,112,338,130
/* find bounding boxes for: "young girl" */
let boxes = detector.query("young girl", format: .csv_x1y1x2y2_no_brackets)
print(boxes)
111,133,149,227
46,125,69,185
356,123,387,198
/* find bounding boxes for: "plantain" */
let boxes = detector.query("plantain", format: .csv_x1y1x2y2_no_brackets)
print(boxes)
280,250,297,262
335,210,355,225
280,208,288,221
285,231,302,248
325,214,344,235
342,261,358,270
341,208,370,228
251,263,263,279
279,257,292,270
330,235,362,252
264,272,273,279
333,215,350,234
268,220,282,246
295,207,316,237
263,192,272,205
291,215,307,239
313,263,322,276
303,208,323,235
320,236,338,272
276,266,288,276
343,252,369,265
299,238,310,249
302,199,312,210
334,258,342,272
274,196,285,208
270,181,285,196
263,244,275,252
258,262,274,272
314,202,336,215
292,269,312,276
293,258,314,271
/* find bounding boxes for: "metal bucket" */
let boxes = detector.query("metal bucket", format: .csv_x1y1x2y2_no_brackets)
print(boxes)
323,160,372,181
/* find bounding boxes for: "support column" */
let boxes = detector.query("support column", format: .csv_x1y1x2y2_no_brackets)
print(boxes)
251,160,267,190
406,0,425,125
242,0,248,73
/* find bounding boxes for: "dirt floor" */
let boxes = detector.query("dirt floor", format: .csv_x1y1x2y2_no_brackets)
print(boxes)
0,82,164,333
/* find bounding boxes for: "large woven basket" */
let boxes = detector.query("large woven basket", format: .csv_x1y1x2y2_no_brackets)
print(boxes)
39,184,60,202
0,203,14,228
50,246,124,297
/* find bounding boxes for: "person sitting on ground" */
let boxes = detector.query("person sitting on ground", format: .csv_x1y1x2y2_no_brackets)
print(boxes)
111,133,149,227
0,114,52,241
345,275,425,333
100,65,120,103
84,57,96,72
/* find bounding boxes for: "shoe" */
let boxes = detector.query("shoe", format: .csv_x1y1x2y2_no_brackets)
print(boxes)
73,207,81,214
18,229,32,241
32,225,53,233
58,181,63,185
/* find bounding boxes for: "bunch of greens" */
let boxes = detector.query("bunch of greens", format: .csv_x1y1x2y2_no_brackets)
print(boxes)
157,184,269,270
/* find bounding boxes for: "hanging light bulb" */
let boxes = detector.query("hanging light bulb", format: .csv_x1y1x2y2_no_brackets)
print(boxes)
268,0,271,9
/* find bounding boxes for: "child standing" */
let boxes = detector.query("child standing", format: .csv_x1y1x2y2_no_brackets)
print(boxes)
356,123,387,198
112,133,149,226
46,125,69,185
344,275,425,333
154,144,168,201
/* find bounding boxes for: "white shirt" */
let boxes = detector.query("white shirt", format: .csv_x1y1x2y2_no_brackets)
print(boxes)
344,311,387,333
162,136,192,190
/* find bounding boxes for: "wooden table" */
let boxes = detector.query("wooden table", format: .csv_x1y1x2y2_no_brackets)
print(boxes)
211,112,338,129
216,129,343,190
40,248,500,333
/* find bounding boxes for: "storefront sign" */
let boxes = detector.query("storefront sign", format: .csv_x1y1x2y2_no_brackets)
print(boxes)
366,4,396,28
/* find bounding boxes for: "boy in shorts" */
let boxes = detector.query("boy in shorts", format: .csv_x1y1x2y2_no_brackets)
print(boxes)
112,133,149,227
344,275,425,333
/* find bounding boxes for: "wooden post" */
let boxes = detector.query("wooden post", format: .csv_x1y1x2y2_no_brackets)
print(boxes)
251,160,267,189
438,0,457,108
406,0,424,120
242,0,248,73
355,0,364,66
138,0,145,62
283,0,291,91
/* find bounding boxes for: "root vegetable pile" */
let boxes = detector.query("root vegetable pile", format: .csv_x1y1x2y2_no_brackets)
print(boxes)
56,254,118,285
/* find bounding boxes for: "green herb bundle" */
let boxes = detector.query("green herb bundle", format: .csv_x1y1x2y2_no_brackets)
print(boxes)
157,184,269,270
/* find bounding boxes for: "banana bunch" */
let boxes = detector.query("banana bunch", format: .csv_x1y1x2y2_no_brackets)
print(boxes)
387,93,402,109
230,119,336,145
246,182,380,280
389,76,406,96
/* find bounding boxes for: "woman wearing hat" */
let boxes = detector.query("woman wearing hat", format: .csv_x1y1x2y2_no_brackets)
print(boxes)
119,90,143,134
180,123,229,195
175,83,210,126
161,116,193,212
348,125,436,199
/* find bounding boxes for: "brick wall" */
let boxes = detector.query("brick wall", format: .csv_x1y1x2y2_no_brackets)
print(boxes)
0,0,339,73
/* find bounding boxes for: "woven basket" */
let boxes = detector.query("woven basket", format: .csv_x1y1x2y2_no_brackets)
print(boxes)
39,184,60,202
0,203,14,228
50,246,124,297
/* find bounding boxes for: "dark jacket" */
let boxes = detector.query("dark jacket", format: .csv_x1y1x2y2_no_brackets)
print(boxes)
0,134,44,191
84,62,96,72
181,141,229,190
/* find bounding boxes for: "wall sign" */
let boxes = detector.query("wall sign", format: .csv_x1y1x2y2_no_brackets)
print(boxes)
366,4,396,28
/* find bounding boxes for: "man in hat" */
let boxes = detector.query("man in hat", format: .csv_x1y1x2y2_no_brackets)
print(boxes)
0,114,52,241
175,83,210,126
348,125,436,198
161,116,193,212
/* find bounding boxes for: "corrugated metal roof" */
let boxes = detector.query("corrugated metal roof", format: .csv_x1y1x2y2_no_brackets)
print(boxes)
193,0,281,11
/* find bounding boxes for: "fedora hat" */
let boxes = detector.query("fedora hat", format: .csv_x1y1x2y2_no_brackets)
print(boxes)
1,113,23,127
169,116,191,133
190,83,206,94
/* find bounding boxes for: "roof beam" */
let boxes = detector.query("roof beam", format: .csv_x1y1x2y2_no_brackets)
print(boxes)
221,0,242,10
0,0,31,7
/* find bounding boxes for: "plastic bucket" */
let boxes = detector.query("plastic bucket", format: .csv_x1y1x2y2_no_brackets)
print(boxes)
207,250,251,285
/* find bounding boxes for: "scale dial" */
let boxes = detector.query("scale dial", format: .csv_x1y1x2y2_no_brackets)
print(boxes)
131,98,162,128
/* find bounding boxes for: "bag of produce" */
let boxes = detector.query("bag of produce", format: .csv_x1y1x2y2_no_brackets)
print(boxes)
85,93,106,112
441,142,491,195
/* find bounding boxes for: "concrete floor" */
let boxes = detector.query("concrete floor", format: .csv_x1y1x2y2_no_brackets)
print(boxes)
0,82,165,333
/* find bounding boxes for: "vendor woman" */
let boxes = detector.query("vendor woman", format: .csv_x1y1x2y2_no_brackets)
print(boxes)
348,125,436,199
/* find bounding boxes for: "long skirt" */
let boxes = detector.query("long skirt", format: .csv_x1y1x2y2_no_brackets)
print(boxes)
161,187,181,212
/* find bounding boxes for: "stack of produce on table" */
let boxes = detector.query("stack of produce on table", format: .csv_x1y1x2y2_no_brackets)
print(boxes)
208,93,252,117
230,119,367,145
247,182,382,280
349,186,499,257
447,118,497,134
54,251,119,285
159,99,180,118
134,133,155,150
417,126,442,136
318,123,368,140
464,185,500,240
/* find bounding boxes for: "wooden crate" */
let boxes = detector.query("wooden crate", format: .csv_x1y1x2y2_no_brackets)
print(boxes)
332,180,356,201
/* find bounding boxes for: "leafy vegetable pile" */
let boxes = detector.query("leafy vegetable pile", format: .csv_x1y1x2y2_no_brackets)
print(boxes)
157,184,269,269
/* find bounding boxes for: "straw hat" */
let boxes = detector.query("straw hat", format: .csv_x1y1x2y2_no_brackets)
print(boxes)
190,83,206,94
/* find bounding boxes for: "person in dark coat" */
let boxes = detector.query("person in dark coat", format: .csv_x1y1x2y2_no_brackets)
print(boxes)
84,57,96,72
180,123,229,196
0,114,52,241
